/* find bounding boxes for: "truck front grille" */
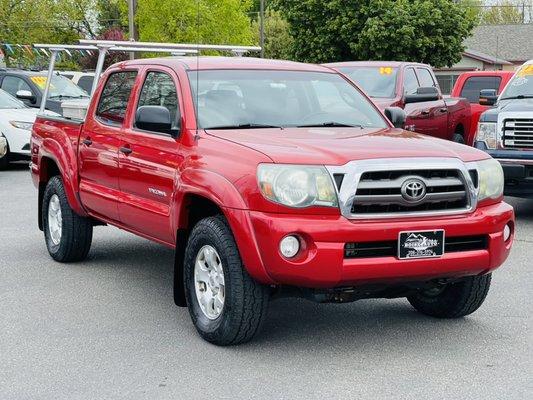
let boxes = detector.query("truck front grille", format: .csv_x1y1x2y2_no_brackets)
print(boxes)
502,118,533,149
351,169,470,215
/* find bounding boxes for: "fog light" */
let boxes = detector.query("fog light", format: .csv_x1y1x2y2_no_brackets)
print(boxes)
280,235,300,258
503,224,511,241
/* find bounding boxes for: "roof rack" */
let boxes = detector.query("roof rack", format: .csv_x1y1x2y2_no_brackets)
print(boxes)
34,40,261,113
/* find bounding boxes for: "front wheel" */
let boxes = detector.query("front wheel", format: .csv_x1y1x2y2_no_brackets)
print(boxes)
452,133,465,144
407,274,492,318
184,215,269,345
0,142,9,170
43,176,93,262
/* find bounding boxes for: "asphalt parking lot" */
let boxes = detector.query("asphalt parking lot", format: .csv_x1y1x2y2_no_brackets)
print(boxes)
0,163,531,400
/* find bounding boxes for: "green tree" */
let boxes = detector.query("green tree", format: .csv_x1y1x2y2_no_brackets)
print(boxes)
96,0,126,33
273,0,477,67
135,0,255,47
252,9,293,59
481,0,525,24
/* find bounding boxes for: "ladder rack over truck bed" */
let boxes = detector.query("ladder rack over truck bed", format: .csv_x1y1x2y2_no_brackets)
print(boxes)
33,40,261,119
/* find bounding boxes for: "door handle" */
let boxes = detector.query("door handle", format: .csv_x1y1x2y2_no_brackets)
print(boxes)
82,138,92,146
439,107,448,113
119,146,133,155
421,110,430,116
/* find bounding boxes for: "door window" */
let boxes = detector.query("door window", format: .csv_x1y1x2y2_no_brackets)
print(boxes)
96,71,137,125
460,76,502,103
404,68,419,95
1,76,32,97
136,71,180,129
416,68,436,87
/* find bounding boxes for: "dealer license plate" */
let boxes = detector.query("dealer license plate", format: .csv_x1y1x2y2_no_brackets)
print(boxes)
398,230,445,260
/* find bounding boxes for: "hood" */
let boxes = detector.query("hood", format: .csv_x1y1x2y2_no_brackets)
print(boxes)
498,98,533,112
206,127,488,165
481,98,533,122
0,107,40,123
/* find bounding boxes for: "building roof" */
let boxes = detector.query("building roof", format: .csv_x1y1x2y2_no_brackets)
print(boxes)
464,24,533,63
463,48,512,65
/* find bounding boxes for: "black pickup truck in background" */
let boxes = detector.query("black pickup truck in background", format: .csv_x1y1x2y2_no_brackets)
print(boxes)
475,61,533,197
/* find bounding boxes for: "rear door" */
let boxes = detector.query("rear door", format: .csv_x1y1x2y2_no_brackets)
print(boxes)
118,67,184,245
78,70,137,222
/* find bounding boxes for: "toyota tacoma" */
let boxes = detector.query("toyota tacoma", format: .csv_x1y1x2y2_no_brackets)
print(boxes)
31,56,514,345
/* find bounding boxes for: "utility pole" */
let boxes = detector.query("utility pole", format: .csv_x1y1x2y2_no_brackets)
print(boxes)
128,0,137,60
260,0,265,58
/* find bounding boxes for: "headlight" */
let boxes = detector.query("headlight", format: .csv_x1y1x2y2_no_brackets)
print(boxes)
476,158,504,201
257,164,338,208
10,121,34,131
476,122,497,149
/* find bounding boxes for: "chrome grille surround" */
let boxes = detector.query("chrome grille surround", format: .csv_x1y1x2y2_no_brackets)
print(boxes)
326,158,479,219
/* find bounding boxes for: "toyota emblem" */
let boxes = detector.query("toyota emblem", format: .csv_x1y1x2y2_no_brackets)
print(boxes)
401,178,427,203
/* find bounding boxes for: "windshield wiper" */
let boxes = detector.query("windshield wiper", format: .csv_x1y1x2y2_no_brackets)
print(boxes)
207,123,282,129
49,94,89,100
500,95,533,100
296,122,363,128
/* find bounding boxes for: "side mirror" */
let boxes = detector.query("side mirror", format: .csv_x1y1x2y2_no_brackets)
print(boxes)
384,107,407,128
135,105,178,136
404,86,439,104
16,89,36,104
479,89,498,106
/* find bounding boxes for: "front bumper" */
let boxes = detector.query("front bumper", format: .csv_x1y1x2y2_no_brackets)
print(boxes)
481,148,533,197
233,202,514,288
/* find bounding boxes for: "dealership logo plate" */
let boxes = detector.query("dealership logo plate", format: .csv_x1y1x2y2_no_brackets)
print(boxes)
398,230,445,259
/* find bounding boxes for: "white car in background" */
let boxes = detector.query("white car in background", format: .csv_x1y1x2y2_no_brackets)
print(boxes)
58,71,95,93
0,89,56,168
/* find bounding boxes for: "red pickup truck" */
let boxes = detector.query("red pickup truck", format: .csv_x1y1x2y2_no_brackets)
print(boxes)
31,57,514,345
326,61,472,144
451,70,514,144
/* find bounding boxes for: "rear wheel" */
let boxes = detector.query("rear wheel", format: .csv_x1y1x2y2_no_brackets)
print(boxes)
408,274,492,318
43,176,93,262
184,215,269,345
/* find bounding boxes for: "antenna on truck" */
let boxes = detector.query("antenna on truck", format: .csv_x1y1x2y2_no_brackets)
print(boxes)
34,40,261,116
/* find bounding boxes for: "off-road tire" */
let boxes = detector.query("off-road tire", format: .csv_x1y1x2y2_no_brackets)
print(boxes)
43,176,93,262
453,133,465,144
408,274,492,318
184,215,269,345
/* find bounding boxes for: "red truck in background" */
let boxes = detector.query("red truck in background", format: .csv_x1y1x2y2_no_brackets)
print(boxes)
31,55,514,345
326,61,473,144
451,70,515,144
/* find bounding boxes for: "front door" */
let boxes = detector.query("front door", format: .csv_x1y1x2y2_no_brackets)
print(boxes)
403,67,448,138
78,70,138,222
118,68,184,245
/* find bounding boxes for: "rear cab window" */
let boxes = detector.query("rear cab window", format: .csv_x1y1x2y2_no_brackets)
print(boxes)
460,76,502,103
96,71,137,126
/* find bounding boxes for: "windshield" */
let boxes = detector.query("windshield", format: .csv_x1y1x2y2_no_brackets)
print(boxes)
30,75,90,99
0,89,26,109
188,70,388,130
336,66,398,98
500,64,533,99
